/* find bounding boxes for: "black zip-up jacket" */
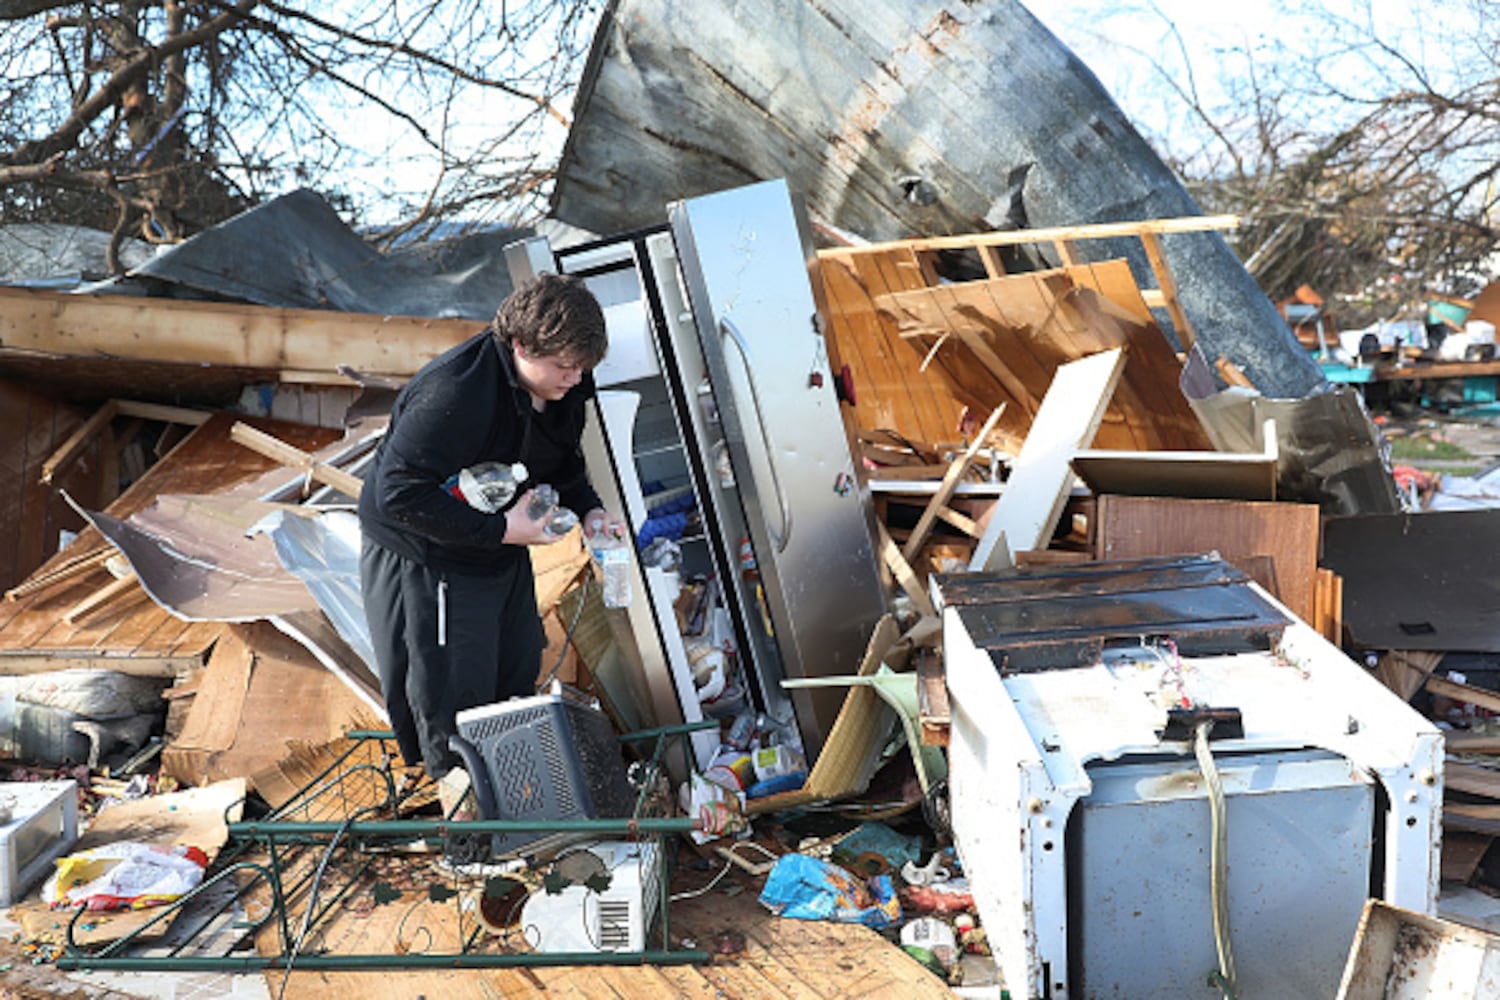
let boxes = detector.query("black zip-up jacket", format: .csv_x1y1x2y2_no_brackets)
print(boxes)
357,328,602,576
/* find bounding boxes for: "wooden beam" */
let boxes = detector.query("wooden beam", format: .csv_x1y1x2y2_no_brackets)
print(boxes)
60,571,141,624
914,647,949,747
902,405,1005,563
875,521,936,618
1139,230,1195,350
113,400,212,425
1426,674,1500,716
229,421,364,498
5,547,112,600
1446,732,1500,754
0,284,475,379
970,349,1126,571
41,400,118,484
837,214,1240,257
0,652,196,678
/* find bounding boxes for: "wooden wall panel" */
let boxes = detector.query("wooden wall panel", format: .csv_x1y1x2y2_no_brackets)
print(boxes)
1096,495,1321,624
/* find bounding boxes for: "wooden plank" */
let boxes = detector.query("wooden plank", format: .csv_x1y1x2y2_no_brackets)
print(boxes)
1427,674,1500,716
1445,732,1500,753
4,546,110,600
0,651,195,677
40,399,117,484
113,399,212,425
835,213,1241,257
229,421,364,498
59,570,140,624
914,646,949,747
902,405,1005,562
876,522,936,618
0,284,475,379
1446,762,1500,801
1215,355,1256,388
971,349,1126,570
1442,832,1491,884
1095,494,1321,625
1139,230,1195,349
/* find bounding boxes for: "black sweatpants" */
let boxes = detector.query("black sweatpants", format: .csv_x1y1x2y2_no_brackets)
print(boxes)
359,539,544,776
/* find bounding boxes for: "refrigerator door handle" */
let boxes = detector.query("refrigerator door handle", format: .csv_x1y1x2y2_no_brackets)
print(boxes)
719,316,792,552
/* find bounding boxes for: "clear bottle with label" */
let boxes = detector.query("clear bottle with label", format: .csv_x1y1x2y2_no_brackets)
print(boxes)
444,461,528,514
589,525,632,608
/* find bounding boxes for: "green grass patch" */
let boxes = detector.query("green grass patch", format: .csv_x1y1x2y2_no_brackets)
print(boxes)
1388,436,1474,461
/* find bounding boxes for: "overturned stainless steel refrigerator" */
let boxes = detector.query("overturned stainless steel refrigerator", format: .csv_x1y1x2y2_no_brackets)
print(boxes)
507,179,887,770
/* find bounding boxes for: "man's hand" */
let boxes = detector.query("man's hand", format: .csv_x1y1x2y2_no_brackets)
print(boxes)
505,488,560,545
583,507,628,542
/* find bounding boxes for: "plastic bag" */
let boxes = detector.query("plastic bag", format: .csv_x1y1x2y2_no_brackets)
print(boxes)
758,854,901,928
45,841,208,911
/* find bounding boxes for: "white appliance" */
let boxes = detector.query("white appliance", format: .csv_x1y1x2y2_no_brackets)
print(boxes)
937,555,1442,1000
506,180,887,771
0,779,78,905
519,840,663,953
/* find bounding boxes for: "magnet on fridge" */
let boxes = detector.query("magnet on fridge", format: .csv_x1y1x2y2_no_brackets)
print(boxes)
833,472,854,497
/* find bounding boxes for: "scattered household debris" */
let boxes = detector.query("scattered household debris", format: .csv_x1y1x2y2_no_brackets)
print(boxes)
1,2,1497,995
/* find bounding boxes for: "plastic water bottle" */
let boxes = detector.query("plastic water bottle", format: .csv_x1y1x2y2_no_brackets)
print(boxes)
589,525,632,608
544,505,579,539
444,461,528,514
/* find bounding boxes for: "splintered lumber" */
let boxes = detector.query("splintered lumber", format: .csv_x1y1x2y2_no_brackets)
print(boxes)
41,400,118,484
113,399,211,426
876,521,936,618
4,547,111,600
915,646,949,747
230,421,363,498
60,570,141,624
1370,650,1444,702
1445,731,1500,754
1139,230,1194,349
901,404,1005,563
39,399,211,486
970,349,1126,571
0,284,474,380
1426,674,1500,716
1444,762,1500,801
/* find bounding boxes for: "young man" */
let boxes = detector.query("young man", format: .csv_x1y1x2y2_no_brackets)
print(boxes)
358,273,625,777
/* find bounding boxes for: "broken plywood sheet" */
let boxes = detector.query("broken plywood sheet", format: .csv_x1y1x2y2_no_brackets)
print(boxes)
868,259,1210,453
818,245,967,447
0,412,340,659
162,622,379,788
10,779,246,948
0,378,101,595
1096,494,1322,625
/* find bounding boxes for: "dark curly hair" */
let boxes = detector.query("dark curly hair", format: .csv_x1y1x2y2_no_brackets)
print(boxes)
493,273,608,367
